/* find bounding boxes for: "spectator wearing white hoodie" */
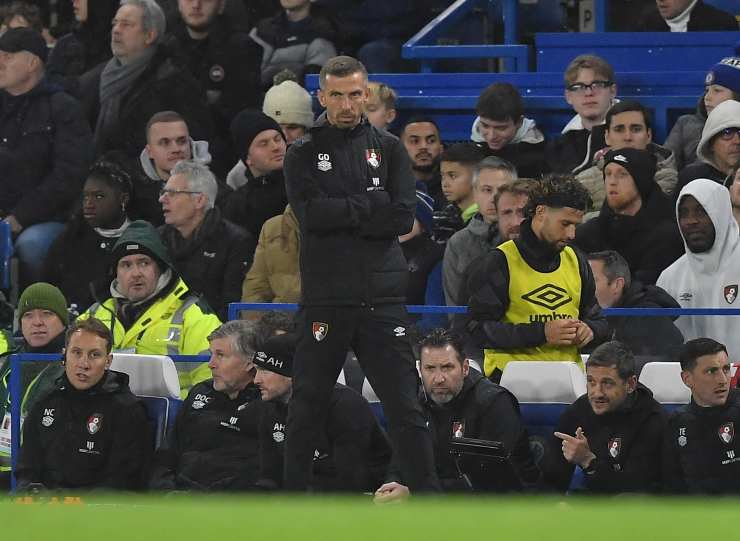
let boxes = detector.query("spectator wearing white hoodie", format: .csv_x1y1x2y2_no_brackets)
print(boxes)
657,178,740,361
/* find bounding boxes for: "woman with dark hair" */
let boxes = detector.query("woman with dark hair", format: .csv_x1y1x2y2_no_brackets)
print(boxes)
43,155,133,313
46,0,120,92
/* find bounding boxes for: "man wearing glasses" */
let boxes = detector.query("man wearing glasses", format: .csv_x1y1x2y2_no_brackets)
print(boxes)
675,99,740,194
546,55,617,176
158,160,254,321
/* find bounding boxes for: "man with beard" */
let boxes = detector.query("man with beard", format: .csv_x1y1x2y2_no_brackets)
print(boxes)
657,179,740,361
375,329,539,501
575,148,684,284
465,175,608,382
223,110,288,240
542,341,666,493
401,117,445,209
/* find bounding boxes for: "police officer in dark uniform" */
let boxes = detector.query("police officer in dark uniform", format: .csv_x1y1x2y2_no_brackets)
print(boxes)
166,0,262,176
283,55,439,493
663,338,740,494
541,341,666,493
16,318,151,491
253,333,391,492
149,320,262,491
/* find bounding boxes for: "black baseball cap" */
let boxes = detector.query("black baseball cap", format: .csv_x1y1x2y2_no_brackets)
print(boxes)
0,28,47,63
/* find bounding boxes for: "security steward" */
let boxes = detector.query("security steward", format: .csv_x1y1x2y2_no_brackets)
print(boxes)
465,174,608,381
541,341,666,493
15,318,151,491
149,320,262,491
79,220,221,395
282,55,439,492
253,332,392,492
375,329,540,502
663,338,740,494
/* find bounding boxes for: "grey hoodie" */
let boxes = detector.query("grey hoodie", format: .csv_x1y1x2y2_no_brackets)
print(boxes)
696,99,740,172
138,138,212,181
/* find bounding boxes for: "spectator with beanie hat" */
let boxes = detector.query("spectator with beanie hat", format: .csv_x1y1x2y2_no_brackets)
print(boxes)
0,282,69,487
576,148,684,284
223,110,288,239
78,220,221,396
263,80,314,144
253,332,391,492
666,55,740,171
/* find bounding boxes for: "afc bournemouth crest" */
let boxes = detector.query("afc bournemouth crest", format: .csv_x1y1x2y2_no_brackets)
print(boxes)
719,422,734,445
608,437,621,459
724,285,738,304
86,413,103,435
366,149,381,169
312,322,328,342
452,421,465,439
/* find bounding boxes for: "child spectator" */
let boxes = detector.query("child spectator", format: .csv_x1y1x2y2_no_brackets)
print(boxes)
365,81,397,130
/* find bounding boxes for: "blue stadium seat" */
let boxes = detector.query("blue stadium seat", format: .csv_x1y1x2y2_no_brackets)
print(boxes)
109,353,182,448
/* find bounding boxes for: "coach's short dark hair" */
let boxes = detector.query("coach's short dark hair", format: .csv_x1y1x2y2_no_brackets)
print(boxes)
418,328,465,365
319,56,368,89
401,116,441,137
605,100,652,132
476,83,524,123
587,341,635,381
679,338,728,372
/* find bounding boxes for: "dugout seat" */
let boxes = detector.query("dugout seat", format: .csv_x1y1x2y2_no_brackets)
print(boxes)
500,361,586,438
110,353,182,448
638,362,690,413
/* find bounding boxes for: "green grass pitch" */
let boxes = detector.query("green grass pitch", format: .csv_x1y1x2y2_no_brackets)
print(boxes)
1,495,737,541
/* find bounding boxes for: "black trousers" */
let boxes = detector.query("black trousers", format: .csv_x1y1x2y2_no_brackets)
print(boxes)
284,304,440,492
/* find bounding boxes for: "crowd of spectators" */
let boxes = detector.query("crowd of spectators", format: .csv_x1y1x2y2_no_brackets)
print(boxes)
0,0,739,497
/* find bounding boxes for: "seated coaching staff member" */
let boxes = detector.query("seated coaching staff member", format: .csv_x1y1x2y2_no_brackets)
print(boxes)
16,318,151,491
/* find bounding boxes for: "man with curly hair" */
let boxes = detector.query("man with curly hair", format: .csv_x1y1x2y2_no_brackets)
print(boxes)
464,174,608,382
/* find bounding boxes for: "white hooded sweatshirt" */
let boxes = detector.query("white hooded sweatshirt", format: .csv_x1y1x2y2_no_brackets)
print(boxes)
657,178,740,360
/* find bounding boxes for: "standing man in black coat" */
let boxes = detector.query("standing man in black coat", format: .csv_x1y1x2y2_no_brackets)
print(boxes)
282,56,439,493
77,0,212,159
541,341,667,493
159,160,254,320
0,27,93,284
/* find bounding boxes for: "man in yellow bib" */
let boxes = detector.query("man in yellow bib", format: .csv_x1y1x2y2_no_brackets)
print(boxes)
466,175,608,382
